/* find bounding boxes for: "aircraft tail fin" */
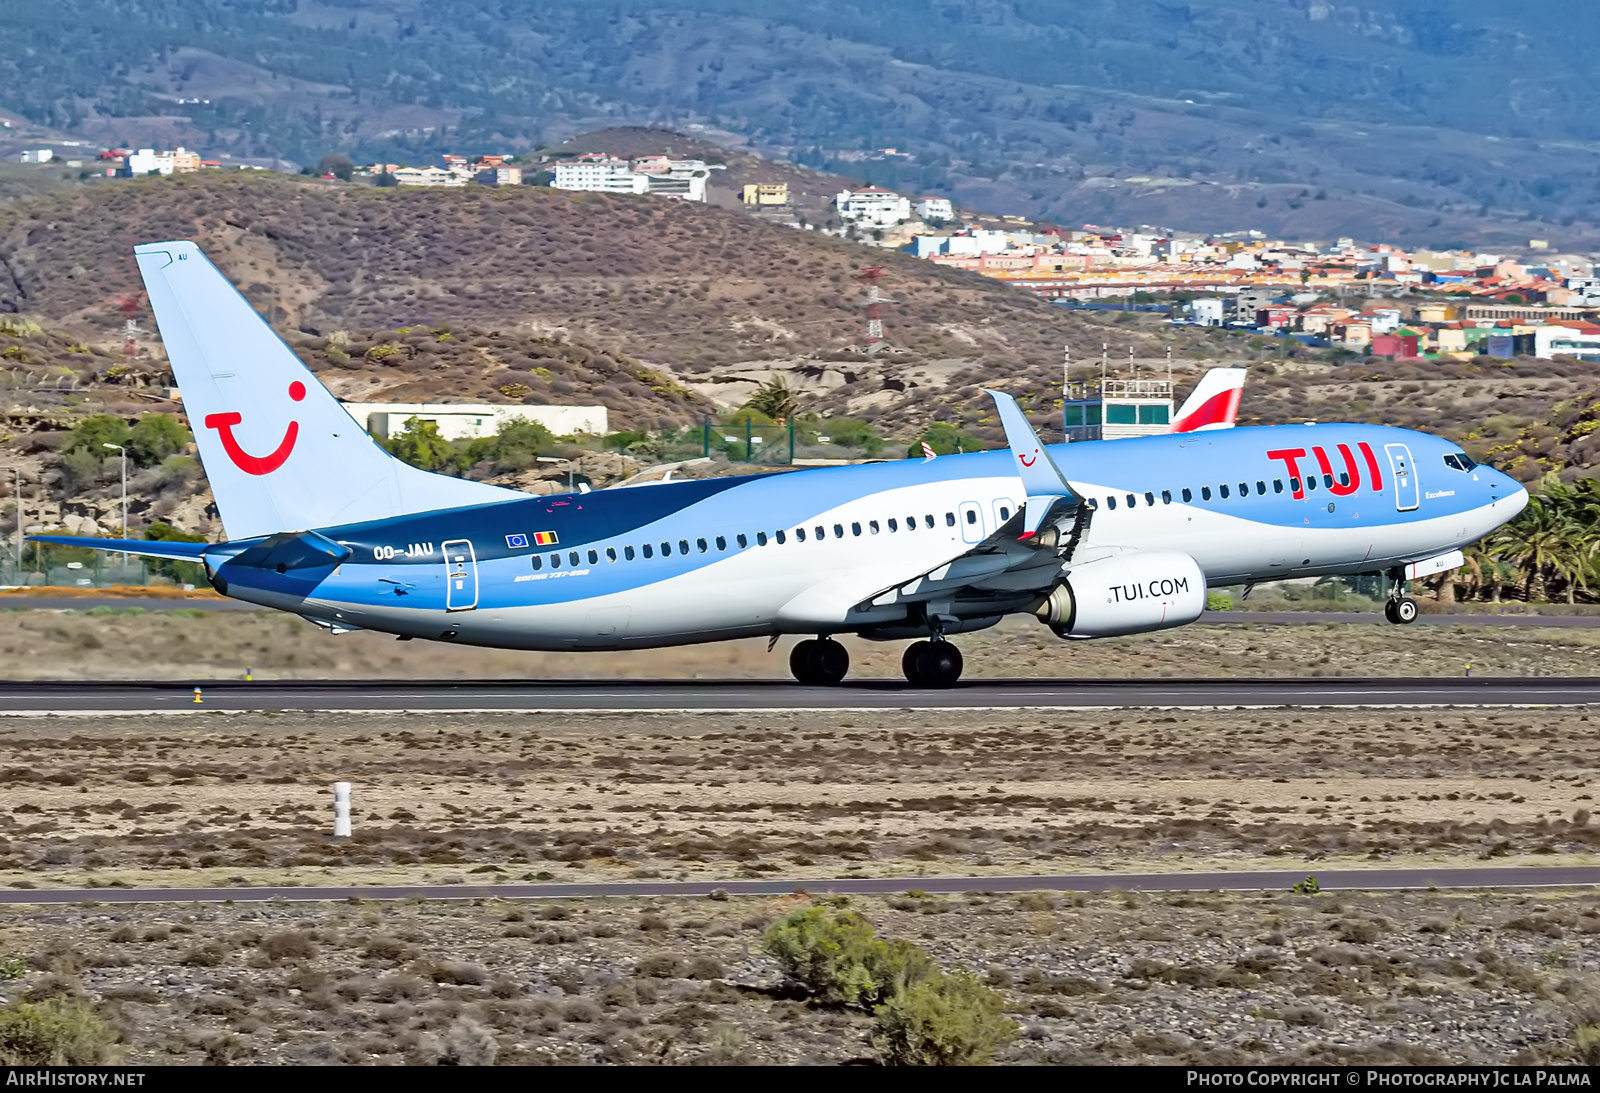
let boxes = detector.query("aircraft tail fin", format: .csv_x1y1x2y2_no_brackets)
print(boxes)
1170,367,1246,433
134,240,522,540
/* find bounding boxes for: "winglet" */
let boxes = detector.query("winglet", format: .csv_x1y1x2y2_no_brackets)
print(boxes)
984,389,1077,536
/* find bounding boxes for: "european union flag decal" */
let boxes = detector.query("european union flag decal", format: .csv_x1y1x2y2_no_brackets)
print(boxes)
505,533,529,549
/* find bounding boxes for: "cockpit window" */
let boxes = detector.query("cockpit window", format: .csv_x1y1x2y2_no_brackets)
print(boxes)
1443,453,1477,472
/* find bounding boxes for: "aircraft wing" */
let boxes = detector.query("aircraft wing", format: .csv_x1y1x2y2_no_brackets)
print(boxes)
779,392,1083,630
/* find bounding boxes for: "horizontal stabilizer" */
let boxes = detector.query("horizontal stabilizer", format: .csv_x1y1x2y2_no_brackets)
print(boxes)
227,530,352,572
27,536,209,562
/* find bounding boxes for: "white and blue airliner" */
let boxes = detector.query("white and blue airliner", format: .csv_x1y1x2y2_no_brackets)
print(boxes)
35,242,1529,687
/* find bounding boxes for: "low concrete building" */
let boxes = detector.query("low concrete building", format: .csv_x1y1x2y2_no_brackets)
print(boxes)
346,402,609,441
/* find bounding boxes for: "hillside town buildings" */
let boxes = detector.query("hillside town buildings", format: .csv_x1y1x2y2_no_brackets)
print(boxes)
551,153,715,201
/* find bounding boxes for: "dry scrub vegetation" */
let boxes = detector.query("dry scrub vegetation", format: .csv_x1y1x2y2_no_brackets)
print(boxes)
3,888,1600,1065
4,608,1600,681
1,707,1597,890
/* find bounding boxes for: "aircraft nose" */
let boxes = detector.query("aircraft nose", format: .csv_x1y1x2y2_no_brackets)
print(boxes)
1501,475,1529,517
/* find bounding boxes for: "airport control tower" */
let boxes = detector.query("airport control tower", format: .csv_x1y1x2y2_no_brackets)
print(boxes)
1062,376,1173,441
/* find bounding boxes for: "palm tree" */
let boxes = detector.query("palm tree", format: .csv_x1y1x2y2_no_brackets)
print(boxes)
745,375,799,425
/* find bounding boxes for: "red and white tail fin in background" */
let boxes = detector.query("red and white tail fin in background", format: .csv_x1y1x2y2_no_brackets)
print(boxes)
1170,367,1246,433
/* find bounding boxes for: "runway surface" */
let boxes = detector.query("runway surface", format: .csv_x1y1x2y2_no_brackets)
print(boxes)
5,865,1599,905
0,596,256,612
4,675,1600,712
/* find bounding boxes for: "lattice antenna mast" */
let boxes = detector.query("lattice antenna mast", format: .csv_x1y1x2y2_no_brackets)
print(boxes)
117,295,142,360
857,266,893,354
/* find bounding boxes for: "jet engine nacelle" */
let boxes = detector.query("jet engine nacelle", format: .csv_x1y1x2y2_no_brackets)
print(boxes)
1032,551,1206,639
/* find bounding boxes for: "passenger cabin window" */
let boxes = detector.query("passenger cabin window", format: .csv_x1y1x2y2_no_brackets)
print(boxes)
1290,477,1301,492
1238,482,1248,497
1338,472,1349,486
1305,475,1316,491
1256,481,1266,495
774,530,786,545
736,534,747,548
815,526,825,539
1273,480,1284,494
756,532,768,546
1220,485,1230,499
1144,492,1155,506
889,517,900,531
852,522,862,536
1161,490,1172,504
1085,498,1098,510
1201,487,1212,500
625,545,636,560
1126,493,1136,508
926,515,936,528
1182,488,1192,503
870,520,880,533
551,554,561,569
716,536,726,551
606,547,617,562
661,542,671,556
945,513,956,527
905,517,915,530
995,509,1008,522
795,527,807,542
696,538,708,553
531,555,542,571
1323,474,1334,487
642,544,653,559
679,539,689,554
1107,495,1117,510
588,550,599,565
570,551,580,566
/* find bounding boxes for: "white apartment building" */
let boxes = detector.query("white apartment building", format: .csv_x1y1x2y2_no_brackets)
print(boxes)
551,155,713,201
835,187,912,227
552,158,649,195
19,149,53,163
912,196,953,221
1535,326,1600,361
124,147,201,176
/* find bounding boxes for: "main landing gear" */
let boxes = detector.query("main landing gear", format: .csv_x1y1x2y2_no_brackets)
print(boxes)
1384,569,1419,625
901,639,964,688
790,637,850,686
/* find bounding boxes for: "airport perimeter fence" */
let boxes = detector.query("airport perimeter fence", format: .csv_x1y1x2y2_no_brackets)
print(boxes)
0,551,200,592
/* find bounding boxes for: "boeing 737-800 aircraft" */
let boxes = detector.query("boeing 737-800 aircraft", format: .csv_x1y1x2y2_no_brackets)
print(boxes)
35,242,1528,687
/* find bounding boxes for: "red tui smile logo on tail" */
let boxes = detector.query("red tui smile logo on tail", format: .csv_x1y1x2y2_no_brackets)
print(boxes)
205,382,305,475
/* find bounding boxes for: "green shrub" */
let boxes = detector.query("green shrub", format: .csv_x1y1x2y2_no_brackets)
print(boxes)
1206,592,1233,611
866,937,939,1004
1576,1024,1600,1066
824,417,883,456
760,905,885,1004
871,969,1018,1066
0,998,120,1065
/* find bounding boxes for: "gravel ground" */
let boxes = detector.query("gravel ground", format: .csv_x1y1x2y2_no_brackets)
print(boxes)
1,888,1595,1065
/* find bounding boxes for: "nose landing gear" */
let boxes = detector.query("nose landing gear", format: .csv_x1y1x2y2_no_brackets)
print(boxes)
901,639,964,687
790,637,850,685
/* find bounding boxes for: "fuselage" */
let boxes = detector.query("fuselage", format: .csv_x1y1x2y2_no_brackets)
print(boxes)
204,423,1528,651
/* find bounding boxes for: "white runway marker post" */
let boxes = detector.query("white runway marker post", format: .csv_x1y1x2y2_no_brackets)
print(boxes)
333,781,352,838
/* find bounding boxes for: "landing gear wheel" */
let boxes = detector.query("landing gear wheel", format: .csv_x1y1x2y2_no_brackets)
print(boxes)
902,640,932,685
1384,601,1399,624
1394,598,1418,624
915,642,964,688
790,638,849,685
789,639,819,684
